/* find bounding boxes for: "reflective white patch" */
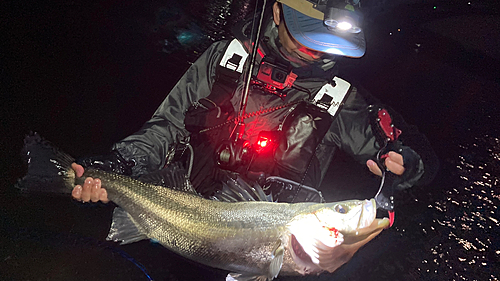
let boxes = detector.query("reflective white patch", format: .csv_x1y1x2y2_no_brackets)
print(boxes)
219,39,248,73
358,199,377,229
226,273,238,281
288,213,344,265
312,77,351,117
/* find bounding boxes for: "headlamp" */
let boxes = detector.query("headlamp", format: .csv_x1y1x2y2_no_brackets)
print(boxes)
323,0,362,33
277,0,366,57
280,0,362,34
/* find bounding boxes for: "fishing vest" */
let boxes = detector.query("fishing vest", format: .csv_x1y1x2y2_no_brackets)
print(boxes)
185,39,353,202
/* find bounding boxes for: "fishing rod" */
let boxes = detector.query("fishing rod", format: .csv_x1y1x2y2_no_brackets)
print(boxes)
216,0,273,170
231,0,268,141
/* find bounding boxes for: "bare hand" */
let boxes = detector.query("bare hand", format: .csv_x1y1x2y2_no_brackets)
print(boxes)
366,151,405,177
71,163,109,203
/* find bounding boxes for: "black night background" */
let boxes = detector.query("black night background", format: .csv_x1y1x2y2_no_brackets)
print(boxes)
1,0,499,280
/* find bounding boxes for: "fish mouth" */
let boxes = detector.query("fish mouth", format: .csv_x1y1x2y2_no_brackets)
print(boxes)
340,199,389,243
356,199,377,231
343,214,390,245
336,199,377,234
287,198,390,274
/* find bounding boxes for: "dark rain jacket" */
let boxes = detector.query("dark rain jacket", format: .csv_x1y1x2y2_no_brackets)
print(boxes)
108,17,437,198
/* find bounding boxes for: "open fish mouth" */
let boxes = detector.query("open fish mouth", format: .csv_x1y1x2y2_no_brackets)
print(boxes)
356,199,377,231
287,198,388,274
342,199,390,240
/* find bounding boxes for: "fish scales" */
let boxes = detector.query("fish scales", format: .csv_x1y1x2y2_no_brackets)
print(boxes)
78,169,312,273
21,134,390,280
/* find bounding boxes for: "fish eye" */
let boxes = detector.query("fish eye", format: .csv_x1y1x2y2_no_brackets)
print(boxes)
335,205,346,214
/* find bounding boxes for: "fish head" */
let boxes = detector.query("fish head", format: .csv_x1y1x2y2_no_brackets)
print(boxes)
315,198,378,234
287,199,389,275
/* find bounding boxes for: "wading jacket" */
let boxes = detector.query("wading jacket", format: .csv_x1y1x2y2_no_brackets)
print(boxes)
110,19,437,198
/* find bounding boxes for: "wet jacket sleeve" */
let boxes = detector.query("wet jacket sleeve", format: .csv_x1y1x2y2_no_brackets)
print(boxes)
111,41,229,177
324,86,438,189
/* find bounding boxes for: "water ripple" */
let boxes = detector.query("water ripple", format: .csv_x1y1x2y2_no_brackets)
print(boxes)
419,135,500,280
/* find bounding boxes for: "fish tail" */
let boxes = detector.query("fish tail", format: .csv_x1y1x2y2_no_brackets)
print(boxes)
17,132,77,194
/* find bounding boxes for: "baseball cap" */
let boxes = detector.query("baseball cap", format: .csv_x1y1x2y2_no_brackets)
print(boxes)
277,0,366,58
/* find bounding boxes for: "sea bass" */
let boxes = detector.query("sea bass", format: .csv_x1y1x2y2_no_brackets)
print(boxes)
19,134,389,280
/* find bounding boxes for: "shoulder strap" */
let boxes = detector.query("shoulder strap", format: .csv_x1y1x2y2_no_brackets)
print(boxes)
311,76,352,118
218,38,249,73
206,39,250,105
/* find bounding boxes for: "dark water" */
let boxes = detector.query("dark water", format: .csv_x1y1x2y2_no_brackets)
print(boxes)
2,0,500,280
420,135,500,280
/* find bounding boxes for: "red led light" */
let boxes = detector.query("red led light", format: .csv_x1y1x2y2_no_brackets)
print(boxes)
255,132,277,153
243,140,250,148
258,138,269,148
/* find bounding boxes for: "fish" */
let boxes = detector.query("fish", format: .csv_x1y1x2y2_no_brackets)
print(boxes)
18,133,390,281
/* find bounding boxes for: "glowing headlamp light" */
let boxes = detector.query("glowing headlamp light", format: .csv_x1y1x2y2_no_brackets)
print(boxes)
277,0,365,57
323,0,362,33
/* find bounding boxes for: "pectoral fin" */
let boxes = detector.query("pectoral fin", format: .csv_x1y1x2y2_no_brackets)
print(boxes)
106,207,148,245
225,243,284,281
269,244,284,279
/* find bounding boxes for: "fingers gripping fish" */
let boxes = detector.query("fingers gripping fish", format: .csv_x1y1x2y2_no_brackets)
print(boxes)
19,133,390,280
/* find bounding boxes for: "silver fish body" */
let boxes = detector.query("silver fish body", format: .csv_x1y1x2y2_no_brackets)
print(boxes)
74,169,389,280
20,134,388,281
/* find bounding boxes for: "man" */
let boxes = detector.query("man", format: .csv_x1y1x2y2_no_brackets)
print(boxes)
72,0,437,204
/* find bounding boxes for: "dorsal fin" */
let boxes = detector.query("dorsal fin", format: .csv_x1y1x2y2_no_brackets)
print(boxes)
211,173,272,202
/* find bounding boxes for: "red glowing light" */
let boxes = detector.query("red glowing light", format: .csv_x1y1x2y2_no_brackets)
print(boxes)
255,132,277,153
258,138,268,148
243,140,250,148
257,136,271,149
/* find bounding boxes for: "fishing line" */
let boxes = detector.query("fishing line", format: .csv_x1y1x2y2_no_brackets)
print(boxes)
185,142,194,179
374,142,388,200
374,142,396,227
105,244,154,281
88,237,154,281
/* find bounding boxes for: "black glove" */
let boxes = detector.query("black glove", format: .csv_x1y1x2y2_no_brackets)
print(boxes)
375,144,424,210
77,150,135,176
394,145,424,190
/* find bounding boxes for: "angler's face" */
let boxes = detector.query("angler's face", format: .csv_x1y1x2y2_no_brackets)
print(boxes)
273,2,325,63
